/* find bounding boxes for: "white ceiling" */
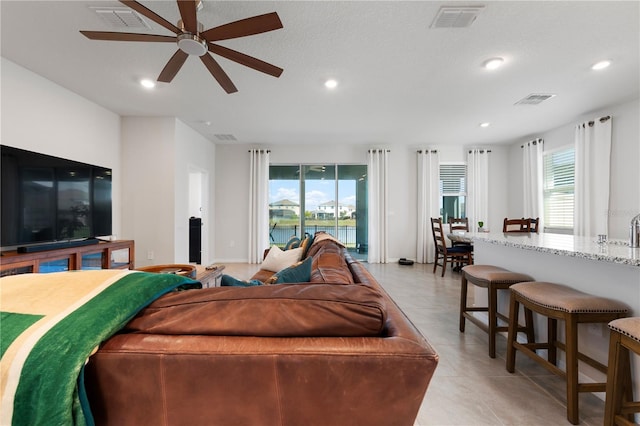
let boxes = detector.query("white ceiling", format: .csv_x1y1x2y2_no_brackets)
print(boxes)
1,1,638,146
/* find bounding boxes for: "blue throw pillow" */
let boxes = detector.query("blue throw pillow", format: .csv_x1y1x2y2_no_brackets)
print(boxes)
271,257,313,284
220,274,263,287
284,235,301,250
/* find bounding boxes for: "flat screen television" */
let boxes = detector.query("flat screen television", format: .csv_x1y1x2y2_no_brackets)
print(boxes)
1,145,112,251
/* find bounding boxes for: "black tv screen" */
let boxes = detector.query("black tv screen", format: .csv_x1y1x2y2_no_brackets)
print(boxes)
1,145,112,249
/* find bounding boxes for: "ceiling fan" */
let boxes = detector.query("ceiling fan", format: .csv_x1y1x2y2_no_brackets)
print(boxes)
80,0,283,94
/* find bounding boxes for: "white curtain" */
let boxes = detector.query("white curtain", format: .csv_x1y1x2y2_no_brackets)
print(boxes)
248,149,270,264
522,138,544,225
416,150,440,264
467,149,490,232
367,149,389,263
574,116,612,237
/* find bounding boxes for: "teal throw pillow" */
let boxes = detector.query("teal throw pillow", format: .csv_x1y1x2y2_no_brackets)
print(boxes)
220,274,263,287
284,235,301,250
273,257,313,284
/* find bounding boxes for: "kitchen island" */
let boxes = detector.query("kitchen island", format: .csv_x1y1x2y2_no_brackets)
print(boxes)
468,232,640,396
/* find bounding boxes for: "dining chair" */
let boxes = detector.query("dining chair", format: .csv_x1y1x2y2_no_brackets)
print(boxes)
503,217,538,233
448,217,469,233
431,217,473,277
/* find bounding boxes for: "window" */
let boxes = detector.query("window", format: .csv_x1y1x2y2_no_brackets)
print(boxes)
439,163,467,223
543,147,575,232
269,164,368,260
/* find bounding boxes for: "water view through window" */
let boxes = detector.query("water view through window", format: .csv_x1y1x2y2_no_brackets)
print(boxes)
269,164,368,261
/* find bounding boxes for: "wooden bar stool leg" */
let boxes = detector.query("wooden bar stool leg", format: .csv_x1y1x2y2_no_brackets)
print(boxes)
524,307,535,343
459,275,468,333
565,315,579,425
604,331,621,426
488,284,498,358
548,317,557,365
506,293,520,373
620,351,635,422
605,331,636,426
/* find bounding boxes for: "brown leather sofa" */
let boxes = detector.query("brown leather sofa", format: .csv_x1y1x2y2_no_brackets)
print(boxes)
85,238,439,426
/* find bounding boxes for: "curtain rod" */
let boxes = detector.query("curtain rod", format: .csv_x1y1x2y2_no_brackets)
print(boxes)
248,149,271,153
417,150,438,153
581,115,611,128
468,149,492,154
367,149,390,153
521,138,544,148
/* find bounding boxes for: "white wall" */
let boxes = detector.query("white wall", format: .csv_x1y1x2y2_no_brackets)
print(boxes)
1,58,122,237
507,98,640,240
121,117,216,267
120,117,176,266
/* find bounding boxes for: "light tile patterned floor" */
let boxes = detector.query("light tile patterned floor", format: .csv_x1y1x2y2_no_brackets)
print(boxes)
221,261,606,425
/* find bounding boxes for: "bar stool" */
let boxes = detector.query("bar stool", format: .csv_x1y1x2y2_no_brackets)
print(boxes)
506,282,629,425
460,265,535,358
604,317,640,426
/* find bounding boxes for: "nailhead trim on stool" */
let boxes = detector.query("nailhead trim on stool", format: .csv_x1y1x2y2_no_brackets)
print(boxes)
604,317,640,426
459,265,534,358
506,282,629,425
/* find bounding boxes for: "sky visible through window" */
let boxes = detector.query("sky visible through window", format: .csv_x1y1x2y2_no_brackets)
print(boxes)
269,179,356,213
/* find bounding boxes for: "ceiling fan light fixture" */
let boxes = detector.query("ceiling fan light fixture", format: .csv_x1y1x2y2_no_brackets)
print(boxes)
177,33,207,56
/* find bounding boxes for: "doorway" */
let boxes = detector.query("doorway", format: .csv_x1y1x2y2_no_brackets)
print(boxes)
188,167,208,265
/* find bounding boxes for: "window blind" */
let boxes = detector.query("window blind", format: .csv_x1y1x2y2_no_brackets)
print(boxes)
543,148,574,229
440,164,467,195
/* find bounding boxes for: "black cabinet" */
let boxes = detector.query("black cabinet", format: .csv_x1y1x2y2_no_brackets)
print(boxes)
189,217,202,264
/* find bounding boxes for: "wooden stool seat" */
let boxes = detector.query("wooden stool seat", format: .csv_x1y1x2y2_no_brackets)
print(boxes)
460,265,534,358
506,282,628,425
604,317,640,426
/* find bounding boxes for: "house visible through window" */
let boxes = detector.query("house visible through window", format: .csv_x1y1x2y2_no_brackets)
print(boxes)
439,163,467,223
543,147,575,233
268,164,368,260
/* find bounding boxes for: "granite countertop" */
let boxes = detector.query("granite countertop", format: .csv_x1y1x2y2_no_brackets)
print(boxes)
468,232,640,267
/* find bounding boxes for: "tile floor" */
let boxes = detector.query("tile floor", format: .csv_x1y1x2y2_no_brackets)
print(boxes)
221,261,606,425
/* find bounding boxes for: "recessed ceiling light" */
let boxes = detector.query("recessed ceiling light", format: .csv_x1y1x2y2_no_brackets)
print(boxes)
483,57,504,70
591,60,611,70
140,79,156,89
324,79,338,89
479,122,491,128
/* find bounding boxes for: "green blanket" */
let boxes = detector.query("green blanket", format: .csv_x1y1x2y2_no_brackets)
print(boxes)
0,269,200,426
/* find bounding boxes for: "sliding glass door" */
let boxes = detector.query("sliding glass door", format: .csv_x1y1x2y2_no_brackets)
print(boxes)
269,164,368,260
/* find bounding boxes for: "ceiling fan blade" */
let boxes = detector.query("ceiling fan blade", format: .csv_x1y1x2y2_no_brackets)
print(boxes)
208,44,283,78
177,0,198,34
200,54,238,94
119,0,181,34
80,31,176,43
201,12,283,42
158,50,189,83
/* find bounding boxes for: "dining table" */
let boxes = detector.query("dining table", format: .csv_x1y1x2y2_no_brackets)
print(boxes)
447,231,474,245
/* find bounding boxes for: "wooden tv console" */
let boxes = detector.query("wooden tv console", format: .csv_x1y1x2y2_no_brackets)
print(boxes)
0,240,134,277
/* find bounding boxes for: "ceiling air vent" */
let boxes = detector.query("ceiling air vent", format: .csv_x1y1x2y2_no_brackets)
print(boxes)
430,6,485,28
514,94,557,106
91,7,151,29
215,134,237,141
